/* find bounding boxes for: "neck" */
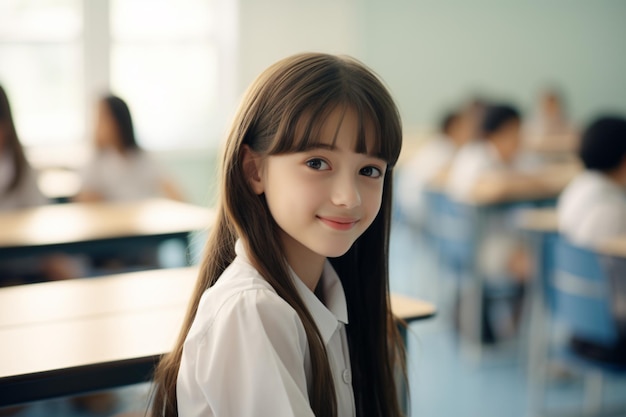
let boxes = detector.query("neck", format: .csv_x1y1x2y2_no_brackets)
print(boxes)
605,161,626,187
281,235,325,293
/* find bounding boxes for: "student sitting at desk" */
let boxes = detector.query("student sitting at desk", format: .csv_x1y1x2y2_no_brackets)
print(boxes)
558,115,626,364
0,84,47,211
447,104,568,203
75,94,184,203
524,87,578,154
446,104,548,342
558,116,626,245
396,108,472,227
1,84,80,287
75,95,187,271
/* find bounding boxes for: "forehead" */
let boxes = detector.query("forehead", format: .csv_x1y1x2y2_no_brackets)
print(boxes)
295,105,380,156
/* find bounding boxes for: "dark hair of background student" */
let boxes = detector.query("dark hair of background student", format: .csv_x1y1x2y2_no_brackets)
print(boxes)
579,116,626,171
99,94,140,153
440,110,460,136
0,84,30,193
480,104,521,138
152,53,405,417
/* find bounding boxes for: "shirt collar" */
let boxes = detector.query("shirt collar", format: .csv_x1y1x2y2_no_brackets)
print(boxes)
290,260,349,341
234,240,349,344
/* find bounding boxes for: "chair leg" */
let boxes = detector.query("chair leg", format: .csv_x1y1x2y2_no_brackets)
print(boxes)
459,270,483,363
583,372,604,416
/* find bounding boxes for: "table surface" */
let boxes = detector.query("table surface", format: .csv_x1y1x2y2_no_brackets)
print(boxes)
515,207,558,232
516,207,626,257
0,198,214,249
0,267,435,405
428,159,580,206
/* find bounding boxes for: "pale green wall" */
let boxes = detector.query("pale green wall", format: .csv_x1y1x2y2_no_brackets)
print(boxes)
168,1,626,206
359,1,626,133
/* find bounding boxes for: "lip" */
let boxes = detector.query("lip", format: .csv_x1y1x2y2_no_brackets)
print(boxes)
317,216,359,231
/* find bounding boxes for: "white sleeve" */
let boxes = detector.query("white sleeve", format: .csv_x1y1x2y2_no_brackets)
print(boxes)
576,203,626,246
178,289,315,417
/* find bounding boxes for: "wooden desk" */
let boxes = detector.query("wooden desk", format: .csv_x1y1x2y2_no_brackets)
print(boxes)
462,160,580,206
600,236,626,258
0,198,214,261
0,267,435,406
516,208,558,233
516,207,626,258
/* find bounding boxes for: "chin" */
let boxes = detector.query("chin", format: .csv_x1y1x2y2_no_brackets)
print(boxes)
315,242,355,259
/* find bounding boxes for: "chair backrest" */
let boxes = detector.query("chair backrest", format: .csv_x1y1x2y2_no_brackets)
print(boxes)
550,236,619,345
433,193,480,272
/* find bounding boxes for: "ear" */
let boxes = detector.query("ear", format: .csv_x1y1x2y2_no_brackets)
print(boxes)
242,145,265,195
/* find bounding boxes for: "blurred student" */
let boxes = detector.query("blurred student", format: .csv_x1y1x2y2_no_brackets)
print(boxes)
446,104,559,341
396,109,472,226
447,104,568,203
0,84,47,210
558,116,626,245
0,84,49,287
75,94,184,202
525,88,578,154
558,115,626,365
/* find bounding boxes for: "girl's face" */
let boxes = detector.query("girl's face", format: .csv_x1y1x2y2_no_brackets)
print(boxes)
249,108,387,268
95,102,120,150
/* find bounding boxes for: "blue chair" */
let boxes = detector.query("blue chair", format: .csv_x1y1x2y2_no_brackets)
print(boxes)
538,236,626,415
428,192,525,359
551,238,620,347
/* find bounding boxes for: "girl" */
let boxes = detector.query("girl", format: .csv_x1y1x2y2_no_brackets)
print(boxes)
152,53,405,416
75,94,183,202
0,84,47,210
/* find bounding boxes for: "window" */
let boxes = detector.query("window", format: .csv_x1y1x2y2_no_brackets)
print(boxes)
0,0,83,148
0,0,235,151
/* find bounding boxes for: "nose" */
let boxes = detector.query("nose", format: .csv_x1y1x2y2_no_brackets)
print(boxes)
331,172,361,209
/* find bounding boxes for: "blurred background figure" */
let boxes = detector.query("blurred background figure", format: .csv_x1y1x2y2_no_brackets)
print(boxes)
396,106,473,228
558,115,626,365
524,87,578,154
74,95,187,274
558,115,626,246
75,94,184,203
1,84,82,287
446,104,542,342
0,84,47,211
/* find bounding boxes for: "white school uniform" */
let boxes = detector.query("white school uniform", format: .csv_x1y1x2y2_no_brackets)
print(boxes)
80,149,164,201
446,141,540,201
558,170,626,247
445,141,538,280
0,153,47,211
177,240,355,417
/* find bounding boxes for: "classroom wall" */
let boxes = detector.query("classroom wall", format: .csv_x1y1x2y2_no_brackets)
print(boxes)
163,1,626,206
236,0,362,97
358,1,626,136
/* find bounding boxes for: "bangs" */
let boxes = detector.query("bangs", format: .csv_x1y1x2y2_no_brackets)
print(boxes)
267,91,401,168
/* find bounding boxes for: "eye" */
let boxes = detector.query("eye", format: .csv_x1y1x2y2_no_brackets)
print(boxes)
359,166,383,178
306,158,330,171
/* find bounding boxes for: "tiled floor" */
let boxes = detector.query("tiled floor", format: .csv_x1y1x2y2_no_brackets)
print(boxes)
389,220,626,417
5,219,626,417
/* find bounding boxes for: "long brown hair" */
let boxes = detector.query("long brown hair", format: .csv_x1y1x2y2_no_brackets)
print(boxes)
152,53,405,417
0,84,30,193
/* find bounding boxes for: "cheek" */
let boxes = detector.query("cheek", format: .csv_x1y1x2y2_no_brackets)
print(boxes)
362,182,385,219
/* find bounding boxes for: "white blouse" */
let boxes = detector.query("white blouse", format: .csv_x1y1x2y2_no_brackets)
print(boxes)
80,149,164,201
0,153,47,211
177,241,355,417
558,170,626,247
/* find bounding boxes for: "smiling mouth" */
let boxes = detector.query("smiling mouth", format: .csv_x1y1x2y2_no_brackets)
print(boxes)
317,216,359,231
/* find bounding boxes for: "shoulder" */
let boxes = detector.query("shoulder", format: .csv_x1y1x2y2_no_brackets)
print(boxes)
189,260,304,343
